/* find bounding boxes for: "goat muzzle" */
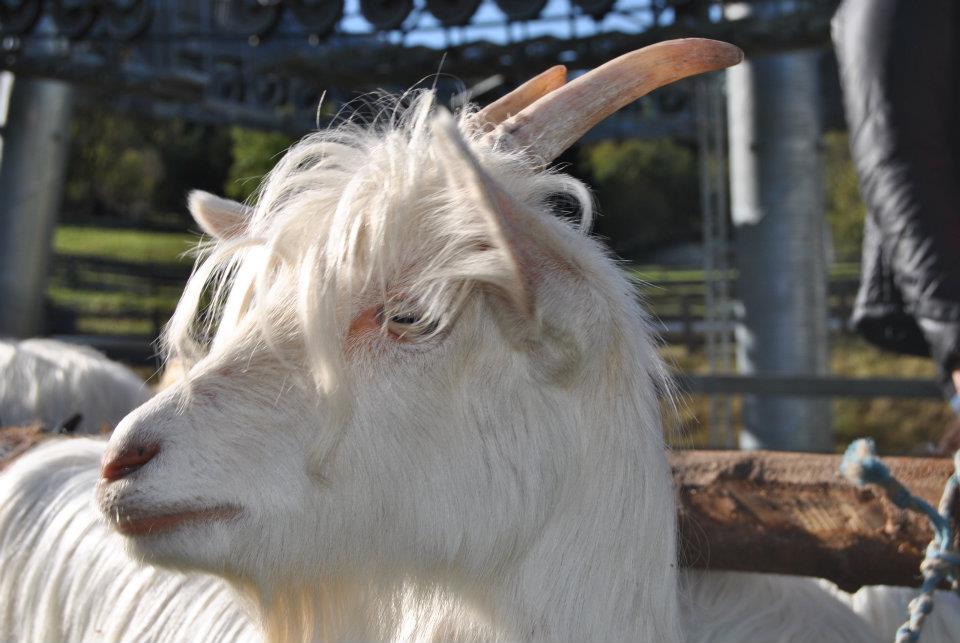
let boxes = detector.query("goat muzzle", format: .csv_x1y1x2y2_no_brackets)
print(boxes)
100,442,161,481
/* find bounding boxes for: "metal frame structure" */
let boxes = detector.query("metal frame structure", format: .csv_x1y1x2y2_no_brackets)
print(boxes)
2,1,853,454
3,1,839,132
727,46,832,451
695,71,734,447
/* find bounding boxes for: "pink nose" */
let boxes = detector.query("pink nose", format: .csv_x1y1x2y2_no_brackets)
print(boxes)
101,443,161,481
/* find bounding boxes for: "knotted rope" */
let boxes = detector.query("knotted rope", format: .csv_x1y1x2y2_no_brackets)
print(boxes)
840,438,960,642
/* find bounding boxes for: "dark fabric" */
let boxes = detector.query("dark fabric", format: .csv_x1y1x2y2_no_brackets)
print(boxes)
832,0,960,390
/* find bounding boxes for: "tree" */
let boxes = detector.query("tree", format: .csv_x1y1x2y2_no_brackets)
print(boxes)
63,101,232,226
224,128,296,203
64,109,162,218
578,138,700,261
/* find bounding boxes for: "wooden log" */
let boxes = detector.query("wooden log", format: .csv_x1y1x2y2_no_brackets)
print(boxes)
672,449,955,591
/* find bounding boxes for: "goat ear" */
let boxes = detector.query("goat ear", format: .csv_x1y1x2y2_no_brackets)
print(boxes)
187,190,252,240
432,111,545,327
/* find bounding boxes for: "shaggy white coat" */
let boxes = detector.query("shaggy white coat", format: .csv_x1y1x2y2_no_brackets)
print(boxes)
1,440,954,643
0,94,945,642
0,439,257,642
0,440,886,643
0,338,150,432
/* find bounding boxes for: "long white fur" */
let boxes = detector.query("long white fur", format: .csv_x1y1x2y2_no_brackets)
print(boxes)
0,438,258,642
821,581,960,641
0,92,912,642
0,338,150,432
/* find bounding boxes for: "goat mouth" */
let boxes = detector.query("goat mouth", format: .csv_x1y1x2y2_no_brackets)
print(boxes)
111,505,241,537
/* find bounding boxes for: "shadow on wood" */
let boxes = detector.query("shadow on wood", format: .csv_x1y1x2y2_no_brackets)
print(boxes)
673,449,954,591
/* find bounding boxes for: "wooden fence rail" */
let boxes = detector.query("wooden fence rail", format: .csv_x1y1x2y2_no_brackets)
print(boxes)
672,450,954,590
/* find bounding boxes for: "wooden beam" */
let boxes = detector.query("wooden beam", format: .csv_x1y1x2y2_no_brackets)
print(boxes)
672,450,955,591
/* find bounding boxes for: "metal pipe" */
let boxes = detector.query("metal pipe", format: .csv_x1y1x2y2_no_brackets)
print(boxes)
0,74,74,337
727,48,832,451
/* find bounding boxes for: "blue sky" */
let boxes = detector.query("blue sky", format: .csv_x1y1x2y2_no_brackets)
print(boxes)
334,0,687,49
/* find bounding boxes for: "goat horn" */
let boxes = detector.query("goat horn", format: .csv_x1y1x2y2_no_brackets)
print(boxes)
473,65,567,131
484,38,743,163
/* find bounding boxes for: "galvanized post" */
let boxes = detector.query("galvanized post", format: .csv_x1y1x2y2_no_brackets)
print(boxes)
726,49,833,452
0,73,74,337
697,73,736,449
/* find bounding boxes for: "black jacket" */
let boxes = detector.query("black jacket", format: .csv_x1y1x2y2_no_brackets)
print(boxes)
833,0,960,390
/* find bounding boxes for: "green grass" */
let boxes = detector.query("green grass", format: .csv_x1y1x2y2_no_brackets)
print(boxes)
628,262,862,284
47,286,181,313
661,336,950,455
830,336,948,454
74,317,156,336
51,227,862,283
54,226,198,264
49,226,195,341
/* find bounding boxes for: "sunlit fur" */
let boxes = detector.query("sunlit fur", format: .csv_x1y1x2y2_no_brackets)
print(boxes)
150,91,679,641
0,338,150,432
2,92,890,642
821,581,960,641
0,439,257,642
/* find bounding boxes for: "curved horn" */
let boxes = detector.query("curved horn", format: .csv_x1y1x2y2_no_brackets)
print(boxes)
484,39,743,163
473,65,567,131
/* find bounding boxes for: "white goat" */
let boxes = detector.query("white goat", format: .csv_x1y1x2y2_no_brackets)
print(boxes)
0,337,150,433
0,39,939,642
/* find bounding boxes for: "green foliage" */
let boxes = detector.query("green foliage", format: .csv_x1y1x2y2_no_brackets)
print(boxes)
578,138,700,260
65,111,162,216
64,103,231,224
61,104,867,262
823,130,867,263
225,127,296,203
149,119,232,212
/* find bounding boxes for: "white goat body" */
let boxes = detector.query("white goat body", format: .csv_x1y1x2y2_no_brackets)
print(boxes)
0,338,150,433
823,581,960,642
2,439,890,643
0,40,940,642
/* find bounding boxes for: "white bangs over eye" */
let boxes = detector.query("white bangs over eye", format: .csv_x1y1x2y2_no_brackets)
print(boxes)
162,90,594,399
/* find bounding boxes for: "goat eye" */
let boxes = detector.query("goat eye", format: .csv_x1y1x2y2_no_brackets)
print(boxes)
378,306,440,341
390,314,419,325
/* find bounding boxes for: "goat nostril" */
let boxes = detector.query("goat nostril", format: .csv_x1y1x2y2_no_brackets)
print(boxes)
101,443,161,481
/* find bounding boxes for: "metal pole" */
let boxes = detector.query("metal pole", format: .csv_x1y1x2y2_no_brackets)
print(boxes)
727,48,832,452
0,73,74,337
697,74,735,448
